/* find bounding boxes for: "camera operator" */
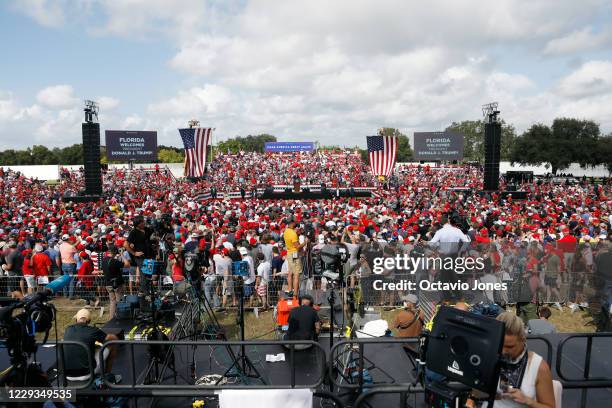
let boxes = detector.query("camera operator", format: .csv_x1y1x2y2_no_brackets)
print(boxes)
64,309,121,383
493,312,555,408
285,294,320,349
101,245,127,319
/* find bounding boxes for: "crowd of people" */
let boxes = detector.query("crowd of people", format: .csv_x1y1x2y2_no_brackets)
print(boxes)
2,150,612,408
0,151,611,328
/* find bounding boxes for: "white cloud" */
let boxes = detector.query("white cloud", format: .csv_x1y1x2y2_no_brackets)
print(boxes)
0,86,128,149
557,61,612,99
147,85,234,117
5,0,612,150
121,115,144,129
97,96,120,111
36,85,78,109
543,27,612,55
11,0,67,28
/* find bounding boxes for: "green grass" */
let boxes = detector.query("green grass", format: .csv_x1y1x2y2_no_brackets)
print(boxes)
46,297,595,341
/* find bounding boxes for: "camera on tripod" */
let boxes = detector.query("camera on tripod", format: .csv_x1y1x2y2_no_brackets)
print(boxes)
320,243,349,285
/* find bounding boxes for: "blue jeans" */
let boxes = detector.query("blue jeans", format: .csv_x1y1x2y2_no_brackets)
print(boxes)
61,263,77,298
204,275,221,308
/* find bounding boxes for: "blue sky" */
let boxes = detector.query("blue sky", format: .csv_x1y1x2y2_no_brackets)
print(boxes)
1,0,611,150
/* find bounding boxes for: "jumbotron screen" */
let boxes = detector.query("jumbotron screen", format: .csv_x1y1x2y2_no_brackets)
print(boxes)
105,130,158,161
413,131,464,160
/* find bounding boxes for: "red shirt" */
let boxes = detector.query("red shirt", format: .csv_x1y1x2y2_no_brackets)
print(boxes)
32,253,52,277
170,255,184,282
77,260,94,288
22,258,33,276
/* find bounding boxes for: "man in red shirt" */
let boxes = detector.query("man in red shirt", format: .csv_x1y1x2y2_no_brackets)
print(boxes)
557,227,577,282
31,243,52,290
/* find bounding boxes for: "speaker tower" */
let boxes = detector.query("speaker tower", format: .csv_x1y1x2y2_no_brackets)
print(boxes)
483,122,501,191
82,121,102,195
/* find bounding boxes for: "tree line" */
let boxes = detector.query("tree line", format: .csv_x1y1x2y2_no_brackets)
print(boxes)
0,119,609,174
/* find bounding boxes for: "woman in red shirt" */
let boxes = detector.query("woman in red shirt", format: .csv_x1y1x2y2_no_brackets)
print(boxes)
22,249,35,295
169,251,185,283
77,251,99,306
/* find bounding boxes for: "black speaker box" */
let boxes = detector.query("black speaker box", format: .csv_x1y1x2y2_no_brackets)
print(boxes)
82,122,102,195
426,306,504,395
483,122,501,190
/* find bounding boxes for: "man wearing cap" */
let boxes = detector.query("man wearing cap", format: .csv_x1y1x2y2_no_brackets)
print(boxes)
393,294,424,356
2,241,24,296
44,239,61,277
63,308,120,382
59,236,77,299
284,217,308,295
124,215,154,308
239,246,256,306
213,247,234,308
31,243,52,290
286,294,320,346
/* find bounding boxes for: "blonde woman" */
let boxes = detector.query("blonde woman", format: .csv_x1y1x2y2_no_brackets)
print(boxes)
495,312,555,408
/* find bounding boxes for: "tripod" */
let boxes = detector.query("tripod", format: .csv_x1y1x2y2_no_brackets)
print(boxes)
218,278,265,384
178,273,245,384
137,274,179,386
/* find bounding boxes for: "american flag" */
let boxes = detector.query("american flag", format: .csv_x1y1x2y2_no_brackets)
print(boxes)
179,127,213,177
366,135,397,177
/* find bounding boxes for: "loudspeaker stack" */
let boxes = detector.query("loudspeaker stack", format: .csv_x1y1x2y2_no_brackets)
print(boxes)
82,122,102,195
483,122,501,191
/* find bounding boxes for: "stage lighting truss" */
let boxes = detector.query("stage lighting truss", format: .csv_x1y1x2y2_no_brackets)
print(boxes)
84,99,99,123
482,102,500,124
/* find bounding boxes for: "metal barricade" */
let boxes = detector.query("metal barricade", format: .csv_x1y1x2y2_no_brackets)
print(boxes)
555,333,612,407
328,337,420,392
527,335,554,367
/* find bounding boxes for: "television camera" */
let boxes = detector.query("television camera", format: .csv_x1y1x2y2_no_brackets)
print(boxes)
0,275,70,387
319,242,349,285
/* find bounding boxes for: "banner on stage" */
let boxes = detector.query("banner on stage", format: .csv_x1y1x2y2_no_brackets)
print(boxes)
264,142,314,152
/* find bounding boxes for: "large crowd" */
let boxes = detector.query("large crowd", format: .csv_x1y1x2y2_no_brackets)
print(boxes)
1,151,611,326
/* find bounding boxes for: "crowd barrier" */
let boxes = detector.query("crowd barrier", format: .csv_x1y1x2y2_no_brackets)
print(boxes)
0,268,604,312
21,335,612,408
1,243,608,328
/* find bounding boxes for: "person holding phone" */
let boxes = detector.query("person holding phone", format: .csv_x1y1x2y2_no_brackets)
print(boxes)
494,312,555,408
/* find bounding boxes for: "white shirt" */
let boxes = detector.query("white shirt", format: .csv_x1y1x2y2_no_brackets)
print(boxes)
429,224,471,255
257,261,271,283
213,254,231,276
243,255,256,284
